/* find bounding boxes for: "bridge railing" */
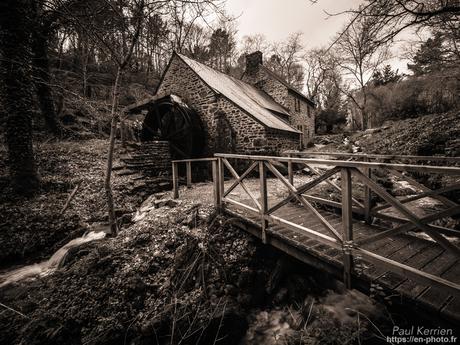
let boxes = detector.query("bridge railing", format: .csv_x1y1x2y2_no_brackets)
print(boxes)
214,153,460,296
283,151,460,164
285,151,460,236
171,158,219,204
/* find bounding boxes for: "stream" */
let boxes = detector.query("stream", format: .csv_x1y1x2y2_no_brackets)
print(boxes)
0,230,106,288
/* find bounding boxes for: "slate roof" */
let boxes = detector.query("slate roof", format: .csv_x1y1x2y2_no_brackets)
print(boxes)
260,66,316,106
176,53,300,134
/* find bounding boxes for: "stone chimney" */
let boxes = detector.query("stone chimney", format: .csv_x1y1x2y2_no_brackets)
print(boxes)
245,51,263,75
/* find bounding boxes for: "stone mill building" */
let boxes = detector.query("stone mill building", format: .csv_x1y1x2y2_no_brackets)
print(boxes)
130,51,316,158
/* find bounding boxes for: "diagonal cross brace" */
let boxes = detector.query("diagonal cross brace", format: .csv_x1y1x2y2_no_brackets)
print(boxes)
223,161,258,198
387,167,458,208
356,205,460,246
304,163,365,209
268,166,341,214
221,158,261,211
372,182,460,212
265,161,343,243
352,168,460,257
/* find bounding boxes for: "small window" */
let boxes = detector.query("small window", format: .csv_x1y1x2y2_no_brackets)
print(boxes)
294,98,300,112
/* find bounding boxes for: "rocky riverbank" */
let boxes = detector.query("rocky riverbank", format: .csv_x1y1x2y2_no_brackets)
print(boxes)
0,194,393,345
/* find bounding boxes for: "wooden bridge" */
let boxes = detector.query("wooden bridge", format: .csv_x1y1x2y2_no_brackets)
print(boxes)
171,152,460,324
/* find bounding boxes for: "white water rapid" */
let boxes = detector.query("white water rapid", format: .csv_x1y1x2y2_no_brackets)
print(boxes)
0,230,106,287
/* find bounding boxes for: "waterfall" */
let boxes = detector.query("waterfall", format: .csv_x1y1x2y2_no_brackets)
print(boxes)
0,231,106,287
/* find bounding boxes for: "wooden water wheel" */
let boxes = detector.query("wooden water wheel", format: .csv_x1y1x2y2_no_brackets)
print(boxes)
126,94,205,159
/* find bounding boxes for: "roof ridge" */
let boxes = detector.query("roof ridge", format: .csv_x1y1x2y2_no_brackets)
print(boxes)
174,53,301,134
177,52,252,87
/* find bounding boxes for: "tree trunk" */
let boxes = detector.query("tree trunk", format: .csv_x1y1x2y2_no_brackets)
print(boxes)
361,85,369,130
0,0,40,195
32,25,61,135
104,67,121,236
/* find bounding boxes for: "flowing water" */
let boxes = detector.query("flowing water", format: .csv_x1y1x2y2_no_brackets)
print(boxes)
0,230,106,288
242,289,381,344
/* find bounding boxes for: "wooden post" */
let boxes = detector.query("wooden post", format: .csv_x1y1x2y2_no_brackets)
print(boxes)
288,153,294,186
172,162,179,199
186,161,192,188
212,159,220,207
363,158,372,224
217,158,224,211
259,161,268,244
341,167,353,289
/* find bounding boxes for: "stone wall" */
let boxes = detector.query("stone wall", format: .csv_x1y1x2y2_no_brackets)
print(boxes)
243,65,315,148
157,55,217,153
256,76,289,108
120,140,171,175
243,68,289,107
215,96,269,154
157,54,297,155
265,128,300,154
284,92,316,146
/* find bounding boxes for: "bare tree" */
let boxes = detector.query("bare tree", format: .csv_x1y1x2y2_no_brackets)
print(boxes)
333,13,390,129
303,48,329,100
324,0,460,47
303,48,343,107
58,0,226,235
57,0,147,235
267,32,305,89
183,23,211,61
240,34,269,54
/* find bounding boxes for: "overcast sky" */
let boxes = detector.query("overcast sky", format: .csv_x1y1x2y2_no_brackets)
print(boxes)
224,0,411,73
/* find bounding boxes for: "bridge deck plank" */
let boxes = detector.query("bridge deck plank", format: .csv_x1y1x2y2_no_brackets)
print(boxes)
374,243,445,293
225,198,460,323
416,263,460,323
395,254,457,302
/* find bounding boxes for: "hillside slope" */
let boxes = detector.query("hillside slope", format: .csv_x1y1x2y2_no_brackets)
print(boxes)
315,111,460,157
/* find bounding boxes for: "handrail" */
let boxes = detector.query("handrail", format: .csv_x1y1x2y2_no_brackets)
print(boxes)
284,150,460,163
172,157,218,163
214,153,460,175
171,157,218,201
212,153,460,294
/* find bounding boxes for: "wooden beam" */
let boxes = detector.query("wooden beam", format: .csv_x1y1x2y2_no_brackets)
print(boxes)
259,161,268,243
341,168,353,289
386,168,458,208
171,157,217,163
222,158,261,211
356,248,460,298
288,154,294,186
223,162,258,198
218,158,224,209
268,166,341,214
356,205,460,246
186,161,192,188
268,214,340,248
265,161,343,242
363,158,372,224
172,161,179,199
212,159,220,207
284,150,460,164
223,197,259,214
224,210,343,277
353,168,460,256
372,183,460,212
214,153,460,175
305,163,365,209
301,195,460,237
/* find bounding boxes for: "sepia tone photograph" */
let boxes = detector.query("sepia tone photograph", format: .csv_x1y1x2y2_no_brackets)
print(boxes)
0,0,459,344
